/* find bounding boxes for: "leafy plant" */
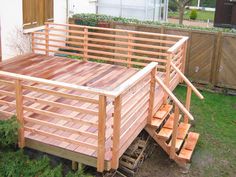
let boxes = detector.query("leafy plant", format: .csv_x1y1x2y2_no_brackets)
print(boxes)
190,10,198,20
0,116,18,147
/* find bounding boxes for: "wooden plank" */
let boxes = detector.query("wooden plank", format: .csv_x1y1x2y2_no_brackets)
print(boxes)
15,80,25,148
111,96,122,169
97,95,107,172
184,86,192,123
170,105,179,159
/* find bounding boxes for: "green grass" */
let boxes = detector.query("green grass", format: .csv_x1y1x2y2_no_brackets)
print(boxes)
169,10,215,22
174,86,236,177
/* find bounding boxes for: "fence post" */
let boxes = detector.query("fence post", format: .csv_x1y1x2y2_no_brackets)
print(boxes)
164,53,172,104
45,23,49,56
84,27,88,61
97,95,107,172
31,33,35,53
15,79,25,148
127,33,133,68
148,66,157,124
111,96,121,169
184,85,192,123
170,104,179,159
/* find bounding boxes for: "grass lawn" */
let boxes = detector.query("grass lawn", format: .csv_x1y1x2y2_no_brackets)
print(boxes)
137,86,236,177
169,10,215,22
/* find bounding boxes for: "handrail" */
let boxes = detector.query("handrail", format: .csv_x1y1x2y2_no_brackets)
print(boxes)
170,62,204,99
112,62,158,97
0,71,116,98
155,76,194,121
168,37,189,53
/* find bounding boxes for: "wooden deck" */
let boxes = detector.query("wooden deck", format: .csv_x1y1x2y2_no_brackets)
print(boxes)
0,23,203,172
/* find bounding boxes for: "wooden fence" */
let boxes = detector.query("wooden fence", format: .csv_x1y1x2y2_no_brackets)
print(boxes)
70,19,236,90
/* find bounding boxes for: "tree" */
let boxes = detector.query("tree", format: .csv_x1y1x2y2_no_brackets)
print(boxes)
174,0,192,24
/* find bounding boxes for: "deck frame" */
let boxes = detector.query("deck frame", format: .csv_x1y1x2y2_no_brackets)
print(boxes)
0,23,190,172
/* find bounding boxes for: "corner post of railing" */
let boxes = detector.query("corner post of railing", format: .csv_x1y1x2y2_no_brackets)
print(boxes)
164,52,172,104
15,79,25,148
180,41,188,83
111,95,122,169
127,33,133,68
45,23,50,56
148,65,157,125
184,85,192,123
170,104,179,159
97,95,107,172
83,26,88,61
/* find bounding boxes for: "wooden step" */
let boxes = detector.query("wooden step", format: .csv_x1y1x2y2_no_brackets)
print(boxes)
151,104,173,128
167,123,191,151
178,132,200,162
157,114,181,140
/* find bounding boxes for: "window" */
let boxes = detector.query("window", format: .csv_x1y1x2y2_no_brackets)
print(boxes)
23,0,54,29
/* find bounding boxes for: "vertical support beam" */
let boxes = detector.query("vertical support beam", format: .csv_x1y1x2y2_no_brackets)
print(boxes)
184,85,192,123
170,104,179,159
45,23,49,56
148,66,157,125
97,95,106,172
163,53,172,104
111,96,121,169
15,79,25,148
180,41,188,83
127,33,133,68
84,27,88,61
31,32,35,53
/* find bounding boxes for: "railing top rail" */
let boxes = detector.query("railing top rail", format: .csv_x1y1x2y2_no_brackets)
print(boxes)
170,62,204,99
167,36,189,53
112,62,158,97
155,76,194,121
45,22,185,40
0,71,116,98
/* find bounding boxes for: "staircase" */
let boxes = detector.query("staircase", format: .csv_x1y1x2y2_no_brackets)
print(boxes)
145,62,203,167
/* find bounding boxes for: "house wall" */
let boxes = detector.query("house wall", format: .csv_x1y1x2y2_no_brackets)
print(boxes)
0,0,67,61
69,0,97,16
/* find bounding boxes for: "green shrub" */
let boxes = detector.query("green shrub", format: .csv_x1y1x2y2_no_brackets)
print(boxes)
0,116,18,147
169,0,178,11
190,10,198,20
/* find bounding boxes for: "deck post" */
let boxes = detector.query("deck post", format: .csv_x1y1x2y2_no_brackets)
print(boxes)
184,85,192,123
164,53,172,104
148,66,157,124
15,79,25,148
180,41,188,83
127,33,133,68
45,23,49,56
170,104,179,159
83,27,88,61
111,96,121,169
31,33,35,53
97,95,107,172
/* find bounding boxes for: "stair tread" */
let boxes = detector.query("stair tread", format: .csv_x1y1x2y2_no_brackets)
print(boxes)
151,104,173,128
157,114,182,140
167,123,191,151
178,132,200,161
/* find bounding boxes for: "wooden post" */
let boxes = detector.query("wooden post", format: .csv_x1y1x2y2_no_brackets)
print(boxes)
84,27,88,61
31,33,35,53
180,41,188,83
127,33,133,68
97,95,106,172
148,67,157,124
45,23,49,56
170,104,179,159
15,79,25,148
184,85,192,123
163,53,172,104
111,96,121,169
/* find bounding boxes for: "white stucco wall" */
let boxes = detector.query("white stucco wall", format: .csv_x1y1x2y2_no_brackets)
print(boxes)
0,0,67,60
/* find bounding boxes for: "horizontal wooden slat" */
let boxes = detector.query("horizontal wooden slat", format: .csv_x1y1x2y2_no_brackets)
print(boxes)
0,100,15,108
23,95,98,115
0,79,14,86
0,90,15,97
25,126,97,150
23,106,98,127
24,116,98,139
